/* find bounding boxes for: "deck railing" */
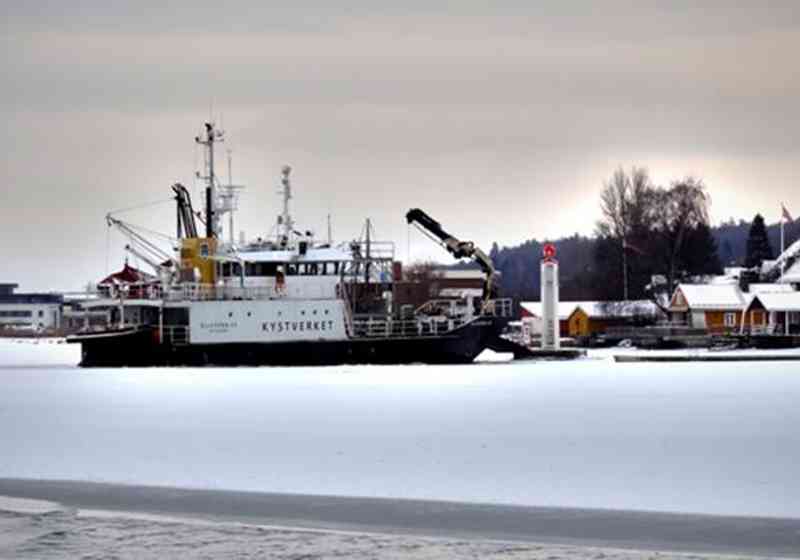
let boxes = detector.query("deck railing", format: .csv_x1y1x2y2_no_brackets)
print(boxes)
351,315,468,338
487,298,513,318
165,284,281,302
100,282,282,302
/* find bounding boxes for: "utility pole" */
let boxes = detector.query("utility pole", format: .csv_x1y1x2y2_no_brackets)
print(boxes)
364,218,372,284
622,238,629,301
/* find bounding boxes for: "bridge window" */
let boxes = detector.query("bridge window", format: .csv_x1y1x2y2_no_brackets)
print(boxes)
243,262,280,276
0,310,33,318
323,262,340,275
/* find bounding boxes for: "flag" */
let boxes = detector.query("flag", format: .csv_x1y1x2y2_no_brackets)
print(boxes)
782,203,793,222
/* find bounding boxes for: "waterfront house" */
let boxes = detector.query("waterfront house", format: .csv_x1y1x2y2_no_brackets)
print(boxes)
742,291,800,335
520,301,576,337
566,300,662,338
668,283,747,334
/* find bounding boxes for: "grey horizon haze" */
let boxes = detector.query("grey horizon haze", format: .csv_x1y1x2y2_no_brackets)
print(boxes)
2,1,799,291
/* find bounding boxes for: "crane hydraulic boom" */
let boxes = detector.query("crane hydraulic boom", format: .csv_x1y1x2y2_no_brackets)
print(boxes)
172,183,199,239
405,208,498,301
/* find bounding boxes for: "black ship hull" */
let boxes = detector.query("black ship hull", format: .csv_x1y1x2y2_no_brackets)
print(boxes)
70,317,507,367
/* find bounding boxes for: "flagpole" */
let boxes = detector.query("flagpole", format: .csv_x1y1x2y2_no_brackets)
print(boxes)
781,216,785,275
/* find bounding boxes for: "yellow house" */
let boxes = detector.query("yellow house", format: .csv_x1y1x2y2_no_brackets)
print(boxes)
566,301,660,337
668,284,747,334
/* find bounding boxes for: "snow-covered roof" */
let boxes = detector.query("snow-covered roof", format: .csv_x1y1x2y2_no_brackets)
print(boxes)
437,269,485,280
571,300,662,319
778,260,800,284
670,284,745,311
709,275,739,285
770,237,800,274
748,283,795,294
723,266,745,277
760,260,778,276
519,300,660,321
519,301,574,321
745,291,800,313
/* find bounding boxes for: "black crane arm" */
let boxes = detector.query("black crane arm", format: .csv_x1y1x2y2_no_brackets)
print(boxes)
405,208,498,298
172,183,198,239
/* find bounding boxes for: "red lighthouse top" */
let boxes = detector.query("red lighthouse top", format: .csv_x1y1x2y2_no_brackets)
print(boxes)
542,243,557,262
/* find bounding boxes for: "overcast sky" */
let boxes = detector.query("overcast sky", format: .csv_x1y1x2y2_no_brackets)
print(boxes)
2,1,799,290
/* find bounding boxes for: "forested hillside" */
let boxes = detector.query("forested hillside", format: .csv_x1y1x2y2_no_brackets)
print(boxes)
483,219,799,302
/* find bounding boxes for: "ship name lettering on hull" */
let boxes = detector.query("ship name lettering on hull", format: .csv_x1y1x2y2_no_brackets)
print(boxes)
262,320,335,333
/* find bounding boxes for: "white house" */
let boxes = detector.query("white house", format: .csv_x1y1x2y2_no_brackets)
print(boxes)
0,283,62,331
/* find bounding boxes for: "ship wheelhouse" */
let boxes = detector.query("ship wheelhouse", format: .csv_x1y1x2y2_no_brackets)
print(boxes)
216,245,355,300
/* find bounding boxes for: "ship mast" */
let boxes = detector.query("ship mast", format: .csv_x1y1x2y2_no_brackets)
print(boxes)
217,148,245,245
278,165,294,245
195,122,224,238
227,150,234,244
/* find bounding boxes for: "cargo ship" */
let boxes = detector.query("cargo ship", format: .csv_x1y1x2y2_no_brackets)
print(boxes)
68,123,512,366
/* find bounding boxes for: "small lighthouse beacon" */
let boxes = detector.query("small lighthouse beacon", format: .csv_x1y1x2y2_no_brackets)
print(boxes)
540,243,560,350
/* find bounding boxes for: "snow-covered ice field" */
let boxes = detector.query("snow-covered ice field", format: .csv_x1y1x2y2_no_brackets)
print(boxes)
1,338,799,519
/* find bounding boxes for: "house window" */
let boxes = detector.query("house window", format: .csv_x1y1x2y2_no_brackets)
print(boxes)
724,312,736,327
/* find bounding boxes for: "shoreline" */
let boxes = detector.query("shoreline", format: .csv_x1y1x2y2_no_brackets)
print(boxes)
1,479,799,557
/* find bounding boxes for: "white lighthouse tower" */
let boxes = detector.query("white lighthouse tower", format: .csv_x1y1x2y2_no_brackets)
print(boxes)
540,243,560,350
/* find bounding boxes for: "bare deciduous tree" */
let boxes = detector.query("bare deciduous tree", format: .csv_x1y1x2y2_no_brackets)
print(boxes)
595,169,714,305
651,177,710,292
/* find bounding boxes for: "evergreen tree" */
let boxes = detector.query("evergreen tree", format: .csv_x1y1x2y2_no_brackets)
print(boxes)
744,214,773,268
681,222,723,276
720,239,735,266
489,242,500,263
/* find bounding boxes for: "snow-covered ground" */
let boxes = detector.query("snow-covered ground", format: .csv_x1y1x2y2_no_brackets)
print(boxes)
2,338,800,519
0,497,770,560
0,337,80,367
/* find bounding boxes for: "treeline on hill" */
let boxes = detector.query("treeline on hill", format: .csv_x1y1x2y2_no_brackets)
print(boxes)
458,167,799,304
